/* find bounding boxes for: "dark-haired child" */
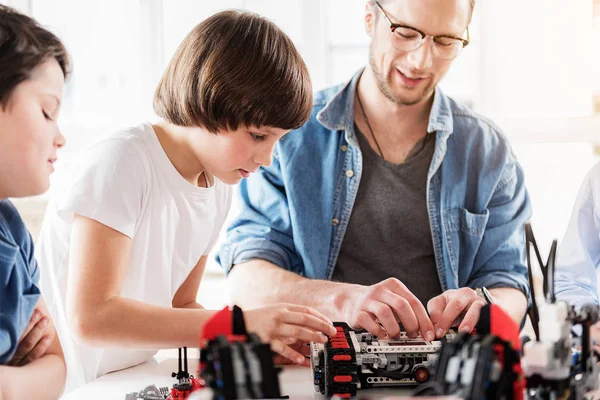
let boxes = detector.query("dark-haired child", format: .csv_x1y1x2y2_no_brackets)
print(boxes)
36,10,336,391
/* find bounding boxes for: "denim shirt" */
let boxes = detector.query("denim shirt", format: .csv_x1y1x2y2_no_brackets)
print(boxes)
555,161,600,308
218,69,531,296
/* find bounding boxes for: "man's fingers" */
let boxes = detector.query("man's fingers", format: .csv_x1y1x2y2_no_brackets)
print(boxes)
436,298,469,337
355,311,385,337
401,296,435,341
270,339,307,366
381,281,431,330
427,295,446,333
366,301,401,338
281,311,337,337
380,292,420,337
458,301,484,334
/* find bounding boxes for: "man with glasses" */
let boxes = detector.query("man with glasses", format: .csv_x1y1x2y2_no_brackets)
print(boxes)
218,0,530,341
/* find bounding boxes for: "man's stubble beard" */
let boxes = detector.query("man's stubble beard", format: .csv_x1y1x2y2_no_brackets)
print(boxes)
368,44,437,107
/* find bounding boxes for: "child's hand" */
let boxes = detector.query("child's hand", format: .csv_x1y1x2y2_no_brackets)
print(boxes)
8,309,54,366
244,303,337,366
271,339,312,366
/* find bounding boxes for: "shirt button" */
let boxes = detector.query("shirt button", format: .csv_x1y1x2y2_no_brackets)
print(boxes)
341,145,347,152
332,218,339,226
346,170,354,178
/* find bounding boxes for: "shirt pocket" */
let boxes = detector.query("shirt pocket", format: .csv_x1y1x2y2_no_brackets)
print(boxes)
442,208,489,284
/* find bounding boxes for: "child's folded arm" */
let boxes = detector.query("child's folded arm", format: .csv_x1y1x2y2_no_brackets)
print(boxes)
0,354,65,400
0,296,66,400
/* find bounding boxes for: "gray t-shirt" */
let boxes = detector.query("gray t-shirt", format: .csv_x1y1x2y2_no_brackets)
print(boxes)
332,125,442,305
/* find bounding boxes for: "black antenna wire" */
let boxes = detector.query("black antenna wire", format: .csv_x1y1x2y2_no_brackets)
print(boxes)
525,223,541,341
546,240,558,304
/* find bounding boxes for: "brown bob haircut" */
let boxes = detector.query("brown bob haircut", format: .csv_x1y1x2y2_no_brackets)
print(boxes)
0,5,70,108
153,10,313,133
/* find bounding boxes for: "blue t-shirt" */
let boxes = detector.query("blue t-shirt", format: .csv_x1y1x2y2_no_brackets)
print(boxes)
0,199,40,364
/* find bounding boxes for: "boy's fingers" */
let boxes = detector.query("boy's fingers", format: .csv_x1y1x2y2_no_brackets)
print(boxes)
281,311,336,337
284,305,336,336
281,337,297,345
276,324,328,344
9,316,49,365
270,339,306,365
19,309,42,341
19,336,52,366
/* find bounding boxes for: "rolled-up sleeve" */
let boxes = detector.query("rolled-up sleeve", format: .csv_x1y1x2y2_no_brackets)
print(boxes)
467,155,531,299
217,151,302,276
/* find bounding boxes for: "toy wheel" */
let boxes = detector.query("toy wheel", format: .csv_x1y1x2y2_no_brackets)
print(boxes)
413,366,430,383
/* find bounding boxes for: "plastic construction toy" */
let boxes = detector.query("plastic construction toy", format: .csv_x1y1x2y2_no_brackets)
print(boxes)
310,322,449,398
422,303,525,400
194,306,286,400
125,347,202,400
170,347,203,399
521,223,600,400
125,385,170,400
127,306,285,400
421,223,600,400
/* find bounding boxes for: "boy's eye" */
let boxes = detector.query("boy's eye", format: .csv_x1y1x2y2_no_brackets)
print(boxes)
42,110,53,121
249,132,265,141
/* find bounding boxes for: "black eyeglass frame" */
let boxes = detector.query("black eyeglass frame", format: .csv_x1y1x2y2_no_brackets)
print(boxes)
373,1,470,57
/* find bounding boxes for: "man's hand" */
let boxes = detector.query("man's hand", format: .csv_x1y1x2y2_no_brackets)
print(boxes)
244,303,337,366
427,287,486,338
340,278,435,341
8,309,54,366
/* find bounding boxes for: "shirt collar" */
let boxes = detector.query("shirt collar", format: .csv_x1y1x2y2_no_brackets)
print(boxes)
317,67,455,137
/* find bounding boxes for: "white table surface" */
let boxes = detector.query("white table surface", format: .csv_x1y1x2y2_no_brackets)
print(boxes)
61,349,415,400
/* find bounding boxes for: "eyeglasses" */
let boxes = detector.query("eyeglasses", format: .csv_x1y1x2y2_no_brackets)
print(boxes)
373,1,470,60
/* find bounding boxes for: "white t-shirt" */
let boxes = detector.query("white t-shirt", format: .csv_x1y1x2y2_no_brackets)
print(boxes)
35,123,231,392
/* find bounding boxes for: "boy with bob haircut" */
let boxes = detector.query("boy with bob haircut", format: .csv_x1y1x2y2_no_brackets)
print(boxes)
37,10,336,392
154,10,312,133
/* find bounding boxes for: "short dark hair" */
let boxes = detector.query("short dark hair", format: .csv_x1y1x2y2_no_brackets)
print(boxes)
153,10,313,133
0,5,70,108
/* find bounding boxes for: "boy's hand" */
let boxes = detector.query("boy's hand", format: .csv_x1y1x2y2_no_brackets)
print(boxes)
8,309,54,366
271,339,311,366
244,303,337,366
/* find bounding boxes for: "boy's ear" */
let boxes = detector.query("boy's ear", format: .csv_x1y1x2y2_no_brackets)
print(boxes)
365,1,376,38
